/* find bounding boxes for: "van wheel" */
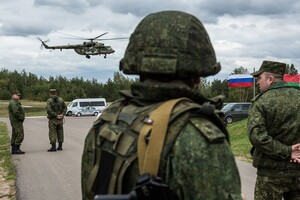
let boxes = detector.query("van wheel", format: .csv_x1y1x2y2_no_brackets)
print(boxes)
225,116,233,124
93,112,98,116
76,112,82,117
66,111,72,116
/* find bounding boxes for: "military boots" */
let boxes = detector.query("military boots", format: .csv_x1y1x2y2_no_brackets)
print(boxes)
57,142,63,151
47,144,56,152
11,144,16,154
13,144,25,154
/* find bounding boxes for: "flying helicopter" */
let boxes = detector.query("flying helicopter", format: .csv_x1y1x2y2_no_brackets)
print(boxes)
37,32,127,59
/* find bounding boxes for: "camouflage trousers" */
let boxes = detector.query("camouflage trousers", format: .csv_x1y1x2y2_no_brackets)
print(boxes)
10,121,24,145
48,121,64,144
255,175,300,200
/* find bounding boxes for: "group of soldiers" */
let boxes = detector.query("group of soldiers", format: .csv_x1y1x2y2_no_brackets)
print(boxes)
7,10,300,200
8,89,67,154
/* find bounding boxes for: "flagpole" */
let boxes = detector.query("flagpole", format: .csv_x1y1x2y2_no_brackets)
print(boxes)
253,67,255,98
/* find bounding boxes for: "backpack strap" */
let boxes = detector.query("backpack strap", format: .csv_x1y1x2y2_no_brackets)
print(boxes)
138,97,192,176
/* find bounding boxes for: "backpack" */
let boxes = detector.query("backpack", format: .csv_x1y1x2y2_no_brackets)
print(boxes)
51,96,62,113
81,97,228,199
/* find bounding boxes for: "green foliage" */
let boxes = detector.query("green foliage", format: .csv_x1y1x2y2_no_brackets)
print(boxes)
210,79,228,97
286,63,298,75
2,63,296,103
0,69,135,102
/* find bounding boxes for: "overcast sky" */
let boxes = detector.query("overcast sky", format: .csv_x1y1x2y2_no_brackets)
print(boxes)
1,0,299,83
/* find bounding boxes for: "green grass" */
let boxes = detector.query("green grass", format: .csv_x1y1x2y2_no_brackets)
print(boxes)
0,122,16,179
0,100,47,117
227,119,252,162
0,121,16,199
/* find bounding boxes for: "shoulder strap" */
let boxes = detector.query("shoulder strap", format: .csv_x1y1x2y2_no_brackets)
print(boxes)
138,97,192,176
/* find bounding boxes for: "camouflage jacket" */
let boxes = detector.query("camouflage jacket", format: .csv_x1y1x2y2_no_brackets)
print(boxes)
46,96,67,121
248,80,300,177
8,99,25,122
81,81,242,200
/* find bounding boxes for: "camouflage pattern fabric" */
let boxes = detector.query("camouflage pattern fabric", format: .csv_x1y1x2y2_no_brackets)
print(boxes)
248,80,300,198
48,121,64,144
46,96,67,144
81,81,243,200
252,60,286,77
120,11,221,78
8,98,25,145
255,176,300,199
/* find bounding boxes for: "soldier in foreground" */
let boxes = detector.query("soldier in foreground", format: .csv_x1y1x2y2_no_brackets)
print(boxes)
46,89,67,152
248,61,300,199
8,92,25,154
81,11,243,200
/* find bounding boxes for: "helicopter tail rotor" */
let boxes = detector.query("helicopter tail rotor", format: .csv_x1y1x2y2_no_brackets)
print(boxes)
37,37,50,49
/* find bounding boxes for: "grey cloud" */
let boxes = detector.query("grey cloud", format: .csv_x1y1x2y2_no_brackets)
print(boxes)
34,0,89,14
86,0,190,16
198,0,298,17
0,24,50,36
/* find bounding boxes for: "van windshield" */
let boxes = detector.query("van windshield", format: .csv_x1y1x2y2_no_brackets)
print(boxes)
221,103,235,111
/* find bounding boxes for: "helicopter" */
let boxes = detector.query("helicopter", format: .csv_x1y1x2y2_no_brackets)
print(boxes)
37,32,127,59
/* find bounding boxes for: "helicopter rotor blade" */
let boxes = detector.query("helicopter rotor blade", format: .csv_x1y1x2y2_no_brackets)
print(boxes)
57,32,87,39
93,32,109,40
37,37,50,43
58,31,109,41
96,37,129,41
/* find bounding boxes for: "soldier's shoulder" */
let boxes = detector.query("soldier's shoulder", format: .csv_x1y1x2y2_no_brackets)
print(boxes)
188,117,226,143
58,97,65,102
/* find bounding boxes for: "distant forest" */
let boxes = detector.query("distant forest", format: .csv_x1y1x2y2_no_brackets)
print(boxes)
0,68,136,102
1,64,297,103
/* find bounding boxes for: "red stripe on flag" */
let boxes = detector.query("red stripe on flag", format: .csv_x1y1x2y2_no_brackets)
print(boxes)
284,74,300,83
227,82,253,87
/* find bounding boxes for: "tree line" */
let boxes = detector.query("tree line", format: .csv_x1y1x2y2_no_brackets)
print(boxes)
0,68,135,102
0,64,297,103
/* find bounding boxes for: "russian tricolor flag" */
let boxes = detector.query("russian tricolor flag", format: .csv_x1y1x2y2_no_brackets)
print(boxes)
227,74,254,87
284,74,300,87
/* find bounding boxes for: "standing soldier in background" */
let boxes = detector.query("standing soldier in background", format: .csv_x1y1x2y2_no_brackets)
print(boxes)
81,11,243,200
8,92,25,154
248,61,300,199
46,89,67,152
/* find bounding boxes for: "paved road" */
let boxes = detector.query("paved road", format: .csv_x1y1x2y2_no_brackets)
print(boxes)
1,116,256,200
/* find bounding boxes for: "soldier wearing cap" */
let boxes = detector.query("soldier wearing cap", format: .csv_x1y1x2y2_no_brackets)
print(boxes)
81,11,242,200
8,91,25,154
46,88,67,152
248,60,300,199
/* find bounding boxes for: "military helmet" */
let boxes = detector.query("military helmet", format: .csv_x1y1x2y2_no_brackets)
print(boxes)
120,11,221,78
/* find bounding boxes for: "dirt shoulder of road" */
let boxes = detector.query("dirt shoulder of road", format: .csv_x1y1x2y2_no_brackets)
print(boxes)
0,162,15,200
0,121,16,200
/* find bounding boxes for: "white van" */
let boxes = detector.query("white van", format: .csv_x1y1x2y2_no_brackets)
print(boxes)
66,98,107,116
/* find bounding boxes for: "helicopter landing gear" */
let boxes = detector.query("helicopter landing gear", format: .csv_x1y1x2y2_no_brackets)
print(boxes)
86,55,91,59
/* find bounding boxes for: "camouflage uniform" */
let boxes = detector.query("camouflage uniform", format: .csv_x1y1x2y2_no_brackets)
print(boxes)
46,90,67,149
8,96,25,146
248,61,300,199
81,11,242,200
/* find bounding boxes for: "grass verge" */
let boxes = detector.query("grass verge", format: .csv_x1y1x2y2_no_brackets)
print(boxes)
227,119,252,162
0,122,16,199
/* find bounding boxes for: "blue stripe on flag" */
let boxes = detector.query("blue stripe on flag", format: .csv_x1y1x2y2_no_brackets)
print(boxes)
228,78,253,83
